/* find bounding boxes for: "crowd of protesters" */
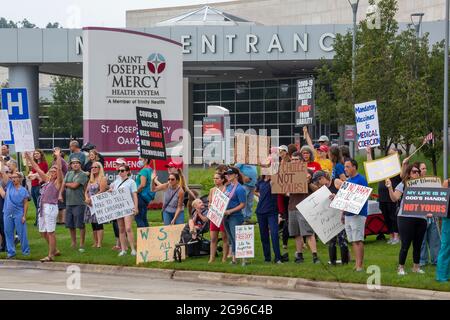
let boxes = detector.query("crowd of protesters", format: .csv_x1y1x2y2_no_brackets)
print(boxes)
0,129,449,281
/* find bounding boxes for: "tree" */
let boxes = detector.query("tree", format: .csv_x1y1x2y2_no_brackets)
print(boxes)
42,76,83,139
46,22,62,28
0,17,17,28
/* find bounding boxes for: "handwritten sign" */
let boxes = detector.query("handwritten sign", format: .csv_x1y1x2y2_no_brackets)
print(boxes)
12,119,34,152
364,153,401,183
208,188,229,227
235,225,254,258
0,110,11,141
330,181,372,215
406,177,442,188
296,186,344,244
402,187,450,217
355,100,380,150
91,188,135,224
136,224,185,263
271,161,308,194
234,133,270,165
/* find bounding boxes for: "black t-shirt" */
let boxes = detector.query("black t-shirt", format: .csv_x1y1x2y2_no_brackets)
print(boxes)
378,174,402,202
328,178,340,195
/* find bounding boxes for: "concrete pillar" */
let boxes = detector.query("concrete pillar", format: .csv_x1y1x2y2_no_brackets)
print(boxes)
8,65,40,147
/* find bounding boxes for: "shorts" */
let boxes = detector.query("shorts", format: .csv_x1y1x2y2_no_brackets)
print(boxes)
209,220,225,232
91,222,104,231
344,215,367,242
65,205,86,229
38,203,58,233
288,210,314,237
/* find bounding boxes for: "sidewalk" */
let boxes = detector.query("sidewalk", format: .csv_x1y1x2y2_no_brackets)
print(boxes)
1,260,449,300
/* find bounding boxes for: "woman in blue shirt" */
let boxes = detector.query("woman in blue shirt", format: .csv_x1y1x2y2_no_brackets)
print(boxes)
255,175,282,264
0,171,30,259
223,167,246,265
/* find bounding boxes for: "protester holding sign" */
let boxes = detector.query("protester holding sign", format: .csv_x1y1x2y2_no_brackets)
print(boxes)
207,172,229,263
255,175,282,264
135,158,155,228
84,162,108,248
386,164,428,275
110,165,138,257
342,159,369,272
25,150,63,262
303,126,332,174
28,149,48,227
436,179,450,282
153,173,185,225
223,167,246,265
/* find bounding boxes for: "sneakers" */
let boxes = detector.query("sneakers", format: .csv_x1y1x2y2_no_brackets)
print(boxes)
78,248,85,253
275,260,283,264
118,250,127,257
313,256,320,264
131,250,137,256
398,268,407,276
390,239,400,245
295,253,304,264
412,268,425,274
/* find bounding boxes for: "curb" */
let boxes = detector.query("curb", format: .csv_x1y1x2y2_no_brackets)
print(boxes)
1,260,449,300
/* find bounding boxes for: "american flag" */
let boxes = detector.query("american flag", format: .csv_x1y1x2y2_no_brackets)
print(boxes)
423,132,433,144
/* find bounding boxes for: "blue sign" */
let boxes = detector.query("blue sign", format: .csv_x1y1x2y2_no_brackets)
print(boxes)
1,88,29,144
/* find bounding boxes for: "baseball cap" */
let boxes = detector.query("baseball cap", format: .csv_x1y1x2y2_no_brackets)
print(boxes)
318,135,329,142
312,170,328,182
165,160,183,169
69,158,81,164
278,145,288,153
115,158,126,165
225,167,239,175
319,145,329,153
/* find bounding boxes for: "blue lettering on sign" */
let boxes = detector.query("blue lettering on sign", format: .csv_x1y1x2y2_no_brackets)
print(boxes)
1,88,30,144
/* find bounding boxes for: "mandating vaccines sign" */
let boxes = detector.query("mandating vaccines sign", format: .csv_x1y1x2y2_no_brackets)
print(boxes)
354,100,380,150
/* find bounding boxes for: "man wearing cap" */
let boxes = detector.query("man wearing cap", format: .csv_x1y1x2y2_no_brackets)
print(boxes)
59,158,88,252
235,163,258,224
68,140,86,171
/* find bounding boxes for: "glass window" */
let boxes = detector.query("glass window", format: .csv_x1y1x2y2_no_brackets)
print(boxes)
250,80,264,88
250,88,263,100
265,80,278,87
236,113,249,125
193,103,205,114
264,87,278,100
221,82,235,89
279,100,293,112
38,139,53,150
279,125,293,136
265,100,277,112
193,114,204,122
193,83,205,90
206,90,220,102
264,112,278,124
221,89,235,101
279,84,291,98
250,113,264,124
250,100,264,112
221,102,235,113
279,112,293,124
279,79,291,86
206,83,220,90
236,101,249,113
193,91,205,102
236,84,249,100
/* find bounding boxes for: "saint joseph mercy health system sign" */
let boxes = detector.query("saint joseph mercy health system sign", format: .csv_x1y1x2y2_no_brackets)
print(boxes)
82,27,183,154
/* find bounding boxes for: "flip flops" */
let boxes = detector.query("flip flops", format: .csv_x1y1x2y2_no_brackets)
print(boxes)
40,256,54,263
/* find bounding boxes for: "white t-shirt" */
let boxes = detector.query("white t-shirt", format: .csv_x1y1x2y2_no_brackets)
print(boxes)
111,178,137,197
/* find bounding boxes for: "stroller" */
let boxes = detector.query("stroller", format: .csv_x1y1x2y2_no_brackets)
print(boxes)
174,195,222,262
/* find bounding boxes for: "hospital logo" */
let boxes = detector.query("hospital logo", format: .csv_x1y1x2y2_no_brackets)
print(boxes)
147,53,166,74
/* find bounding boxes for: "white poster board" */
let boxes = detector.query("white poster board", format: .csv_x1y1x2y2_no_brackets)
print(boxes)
207,188,229,228
91,188,135,224
406,177,442,188
364,153,401,183
0,110,11,141
235,225,254,258
355,100,380,150
330,181,372,215
12,119,34,152
296,186,345,244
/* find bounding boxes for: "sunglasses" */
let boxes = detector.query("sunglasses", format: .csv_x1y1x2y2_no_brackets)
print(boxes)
168,178,176,181
117,169,127,173
92,166,100,169
412,170,420,174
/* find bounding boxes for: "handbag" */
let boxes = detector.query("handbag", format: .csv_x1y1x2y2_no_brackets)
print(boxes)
161,186,181,220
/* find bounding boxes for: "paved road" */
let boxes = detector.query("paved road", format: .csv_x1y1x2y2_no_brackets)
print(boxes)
0,266,334,300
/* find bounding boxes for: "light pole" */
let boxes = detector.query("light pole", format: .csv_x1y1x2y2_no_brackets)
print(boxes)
444,0,449,180
410,13,424,38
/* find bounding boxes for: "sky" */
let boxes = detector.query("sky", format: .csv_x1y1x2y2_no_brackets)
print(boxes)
1,0,235,28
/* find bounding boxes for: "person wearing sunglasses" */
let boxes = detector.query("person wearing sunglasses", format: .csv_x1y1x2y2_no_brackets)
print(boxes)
153,173,185,225
84,162,108,248
386,164,429,275
0,169,30,259
110,165,139,257
25,150,63,262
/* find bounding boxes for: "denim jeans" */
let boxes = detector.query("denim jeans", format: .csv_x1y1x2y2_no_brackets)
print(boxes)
4,211,30,257
437,218,450,281
420,217,441,265
242,185,255,220
223,212,244,255
163,210,185,226
31,185,41,225
257,212,281,262
135,194,149,228
0,209,5,250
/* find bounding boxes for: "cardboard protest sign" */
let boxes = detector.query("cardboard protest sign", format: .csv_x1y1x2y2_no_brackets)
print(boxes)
354,100,380,150
235,225,254,258
136,224,185,264
90,188,135,224
330,181,372,215
0,110,11,142
12,119,34,152
364,153,401,183
402,187,450,217
406,177,442,188
271,161,308,194
234,133,270,165
136,107,166,160
207,188,229,227
296,186,344,244
295,78,315,126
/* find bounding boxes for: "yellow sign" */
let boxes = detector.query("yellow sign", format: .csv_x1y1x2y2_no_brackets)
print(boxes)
136,224,185,264
364,153,401,184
